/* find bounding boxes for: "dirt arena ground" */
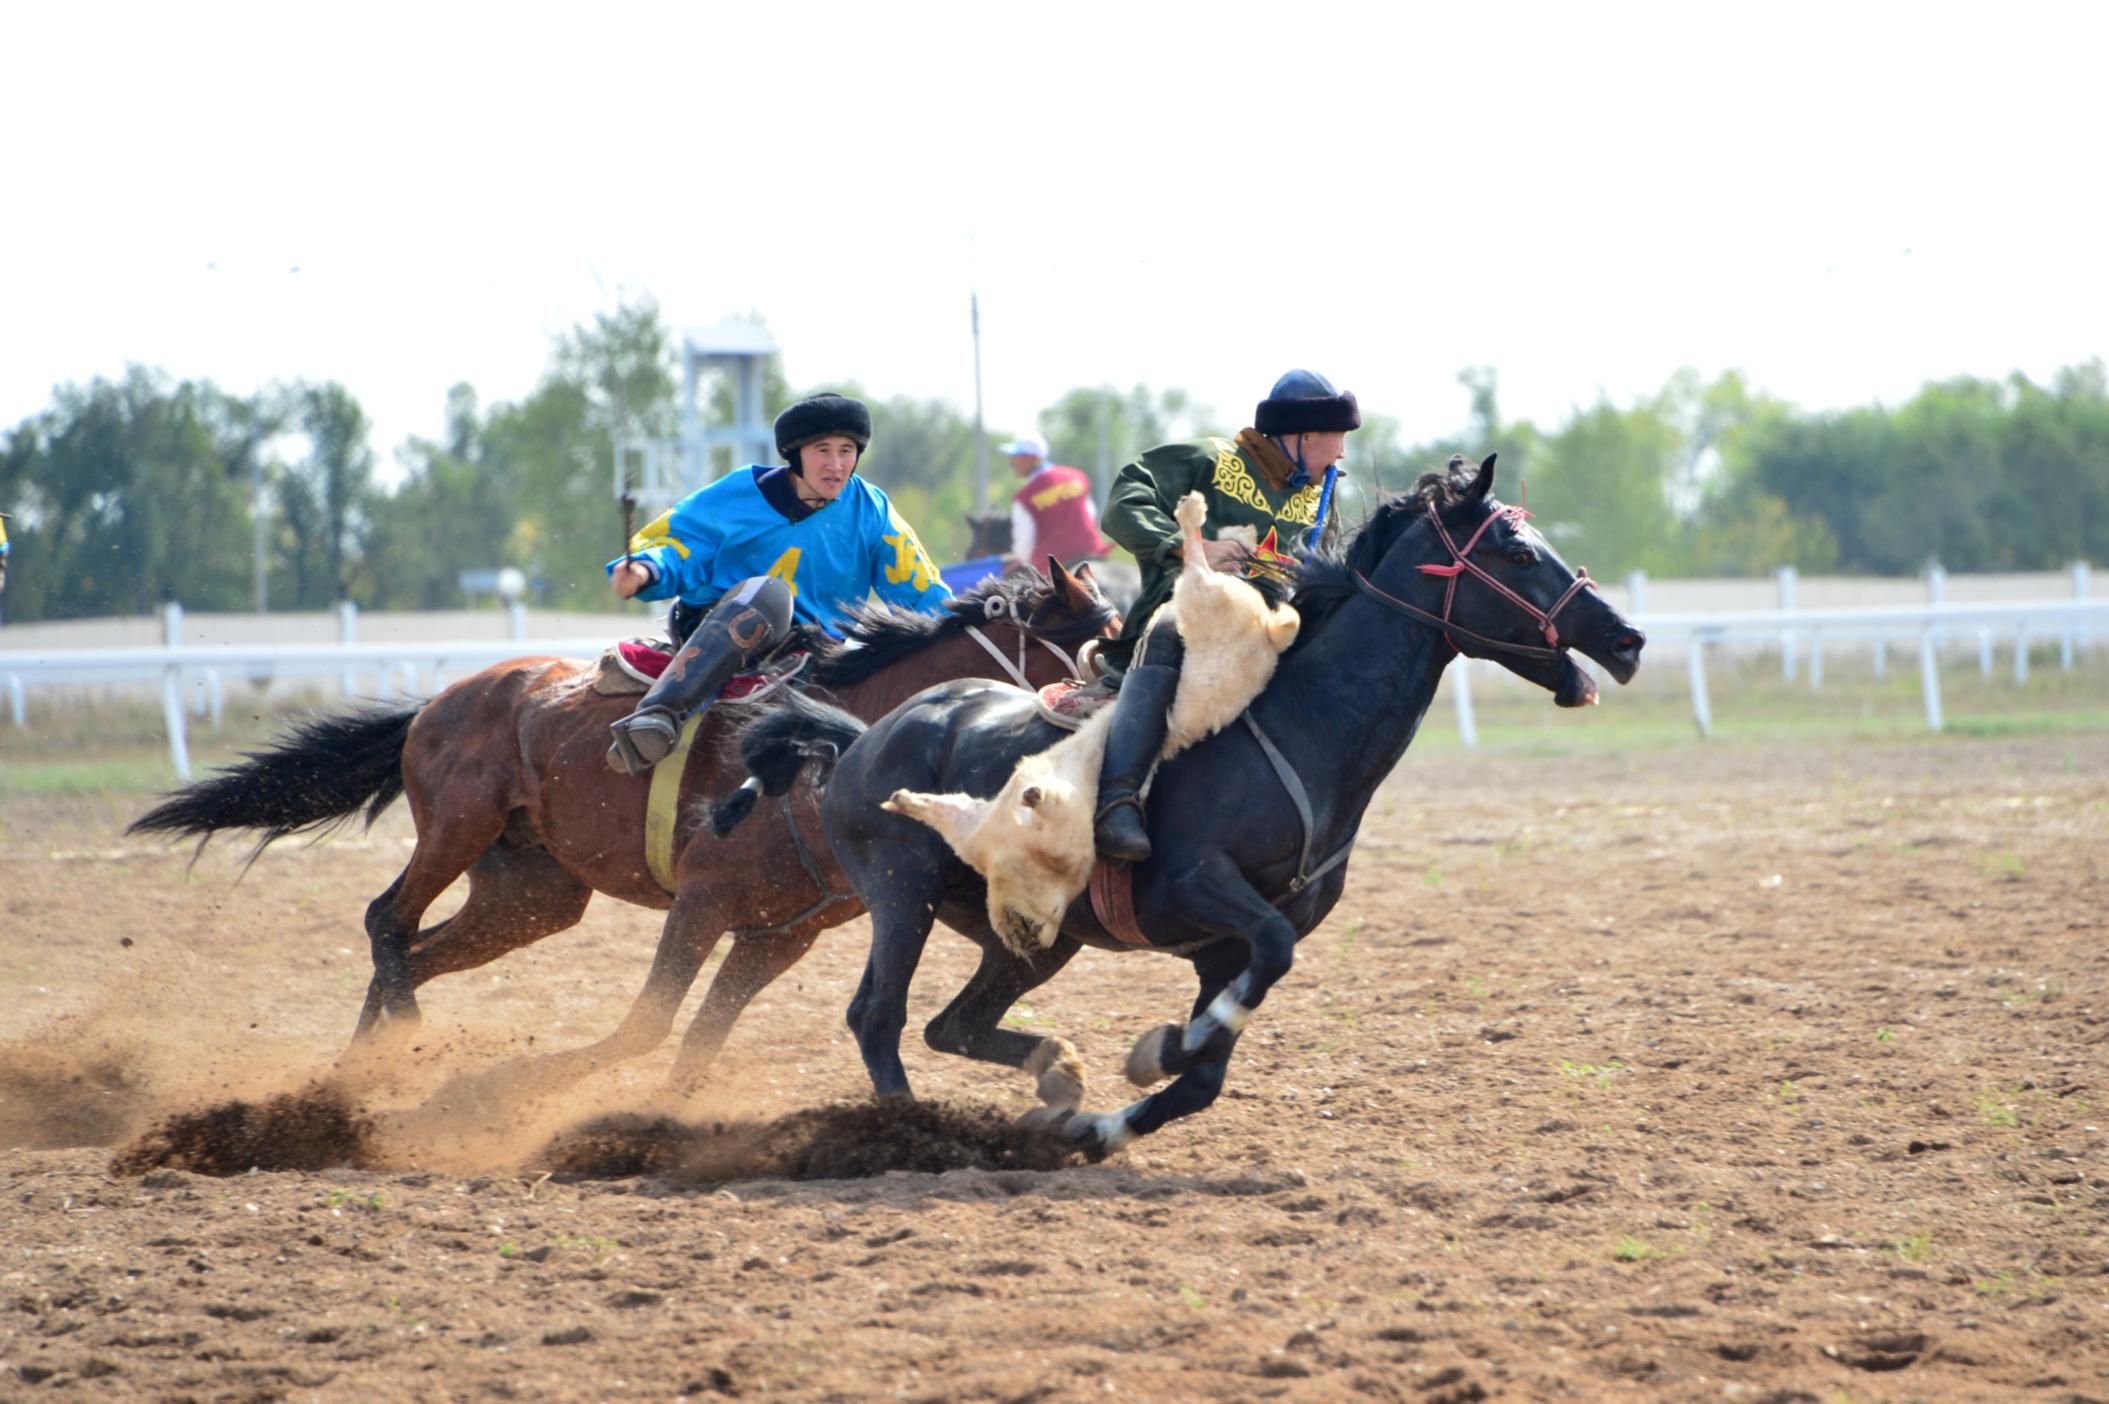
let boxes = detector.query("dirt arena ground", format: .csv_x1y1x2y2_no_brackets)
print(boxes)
2,727,2104,1401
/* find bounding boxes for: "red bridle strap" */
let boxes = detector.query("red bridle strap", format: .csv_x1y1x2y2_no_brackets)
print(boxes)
1355,503,1597,661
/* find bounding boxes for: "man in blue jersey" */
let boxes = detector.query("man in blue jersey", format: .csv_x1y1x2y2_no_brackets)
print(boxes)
603,392,953,775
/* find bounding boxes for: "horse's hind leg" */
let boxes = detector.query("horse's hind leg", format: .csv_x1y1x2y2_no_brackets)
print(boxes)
846,890,944,1099
923,935,1086,1117
356,831,501,1044
403,839,594,985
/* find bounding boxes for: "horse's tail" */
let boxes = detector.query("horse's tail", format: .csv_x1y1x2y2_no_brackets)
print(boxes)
127,703,422,855
709,690,868,837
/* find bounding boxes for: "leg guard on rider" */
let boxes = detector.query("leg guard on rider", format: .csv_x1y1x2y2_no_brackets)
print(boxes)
607,576,794,776
1091,620,1184,863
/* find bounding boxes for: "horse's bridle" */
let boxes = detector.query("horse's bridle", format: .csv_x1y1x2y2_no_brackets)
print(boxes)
1352,502,1596,663
962,594,1096,687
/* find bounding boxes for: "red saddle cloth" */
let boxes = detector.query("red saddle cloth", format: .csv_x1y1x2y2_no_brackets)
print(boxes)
1037,678,1116,725
615,641,805,700
1089,859,1152,947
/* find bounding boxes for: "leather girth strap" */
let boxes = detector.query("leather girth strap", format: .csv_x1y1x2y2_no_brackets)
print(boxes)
645,714,707,892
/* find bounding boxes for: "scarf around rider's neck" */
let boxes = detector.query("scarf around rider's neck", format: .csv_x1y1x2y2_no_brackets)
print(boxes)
1235,427,1305,493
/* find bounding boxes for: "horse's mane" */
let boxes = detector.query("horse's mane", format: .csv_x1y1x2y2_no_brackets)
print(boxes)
1285,455,1481,651
804,570,1118,689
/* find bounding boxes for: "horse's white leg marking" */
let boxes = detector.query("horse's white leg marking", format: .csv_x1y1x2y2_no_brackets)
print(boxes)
1180,987,1254,1056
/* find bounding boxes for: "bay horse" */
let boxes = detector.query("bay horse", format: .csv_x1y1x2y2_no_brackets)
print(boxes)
127,564,1118,1086
719,454,1646,1155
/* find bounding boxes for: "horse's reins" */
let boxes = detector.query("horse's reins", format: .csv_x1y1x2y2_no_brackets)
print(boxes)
963,595,1093,687
1353,503,1596,662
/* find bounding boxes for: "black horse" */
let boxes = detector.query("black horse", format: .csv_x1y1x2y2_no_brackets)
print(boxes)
719,454,1645,1155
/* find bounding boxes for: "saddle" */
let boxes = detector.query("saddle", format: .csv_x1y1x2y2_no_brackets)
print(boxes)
593,637,810,701
1034,678,1118,731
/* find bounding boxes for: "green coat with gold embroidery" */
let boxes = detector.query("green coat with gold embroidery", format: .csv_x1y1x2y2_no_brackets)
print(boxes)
1097,435,1328,671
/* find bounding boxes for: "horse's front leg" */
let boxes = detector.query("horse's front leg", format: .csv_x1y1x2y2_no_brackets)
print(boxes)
1065,857,1294,1155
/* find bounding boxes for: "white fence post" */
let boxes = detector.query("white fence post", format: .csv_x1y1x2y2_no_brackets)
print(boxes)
1450,658,1478,749
508,599,528,642
1873,638,1888,679
2069,562,2090,669
160,601,191,779
1687,635,1714,737
1809,631,1824,692
1919,628,1944,732
1624,569,1648,616
1774,566,1798,682
2015,625,2030,685
337,601,358,696
1977,627,1993,678
5,675,22,727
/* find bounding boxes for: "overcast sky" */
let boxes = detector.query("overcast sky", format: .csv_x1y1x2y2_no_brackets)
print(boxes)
5,2,2103,484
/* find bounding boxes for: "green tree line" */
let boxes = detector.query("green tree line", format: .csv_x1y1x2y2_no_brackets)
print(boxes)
2,297,2102,623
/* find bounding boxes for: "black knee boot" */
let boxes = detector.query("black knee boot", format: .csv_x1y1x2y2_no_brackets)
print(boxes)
607,577,794,775
1092,625,1184,863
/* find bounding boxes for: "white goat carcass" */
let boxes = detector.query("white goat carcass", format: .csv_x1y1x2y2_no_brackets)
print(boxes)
885,492,1300,956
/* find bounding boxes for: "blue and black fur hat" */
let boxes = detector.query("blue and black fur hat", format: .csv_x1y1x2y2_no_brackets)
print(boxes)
1255,369,1361,435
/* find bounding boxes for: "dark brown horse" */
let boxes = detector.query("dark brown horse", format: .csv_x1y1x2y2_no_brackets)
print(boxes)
129,564,1118,1086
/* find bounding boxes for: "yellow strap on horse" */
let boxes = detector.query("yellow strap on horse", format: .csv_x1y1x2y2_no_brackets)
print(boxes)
645,714,705,892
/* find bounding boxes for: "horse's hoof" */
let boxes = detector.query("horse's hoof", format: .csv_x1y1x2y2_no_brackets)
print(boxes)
1060,1110,1133,1162
1124,1024,1182,1087
1016,1104,1069,1132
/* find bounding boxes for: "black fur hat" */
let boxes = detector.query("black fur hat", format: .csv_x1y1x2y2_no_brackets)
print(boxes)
774,393,873,463
1254,369,1361,435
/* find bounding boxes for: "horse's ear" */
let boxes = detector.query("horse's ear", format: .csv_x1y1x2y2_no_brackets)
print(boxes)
1469,453,1498,501
1048,556,1092,615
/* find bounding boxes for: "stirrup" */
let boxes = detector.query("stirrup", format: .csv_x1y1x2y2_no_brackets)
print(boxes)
606,708,681,775
1094,795,1152,863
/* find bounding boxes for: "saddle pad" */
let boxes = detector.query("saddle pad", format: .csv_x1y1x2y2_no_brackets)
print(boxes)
596,641,810,699
1036,679,1116,731
1088,859,1153,947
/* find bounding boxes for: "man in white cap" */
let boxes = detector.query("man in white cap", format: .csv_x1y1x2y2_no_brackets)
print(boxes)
999,433,1111,572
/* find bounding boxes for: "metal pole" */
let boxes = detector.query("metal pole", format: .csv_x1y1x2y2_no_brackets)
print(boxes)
1449,658,1478,749
1687,636,1714,738
971,290,988,516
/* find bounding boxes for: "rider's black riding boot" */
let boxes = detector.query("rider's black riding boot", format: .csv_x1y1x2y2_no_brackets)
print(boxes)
1092,625,1185,864
607,576,794,776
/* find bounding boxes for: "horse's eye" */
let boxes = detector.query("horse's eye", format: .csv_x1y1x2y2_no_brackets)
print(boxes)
1506,542,1538,565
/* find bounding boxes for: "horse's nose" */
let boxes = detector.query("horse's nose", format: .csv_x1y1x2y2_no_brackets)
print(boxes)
1610,629,1647,668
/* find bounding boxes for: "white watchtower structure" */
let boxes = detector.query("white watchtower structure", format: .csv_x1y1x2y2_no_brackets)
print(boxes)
618,320,779,514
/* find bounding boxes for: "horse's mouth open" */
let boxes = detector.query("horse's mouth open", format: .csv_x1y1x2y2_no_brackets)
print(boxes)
1554,655,1600,708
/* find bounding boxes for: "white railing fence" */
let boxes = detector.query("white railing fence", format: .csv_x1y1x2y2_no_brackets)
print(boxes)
3,597,2106,778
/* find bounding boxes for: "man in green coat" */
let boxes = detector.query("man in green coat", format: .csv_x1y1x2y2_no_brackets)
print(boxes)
1093,369,1360,862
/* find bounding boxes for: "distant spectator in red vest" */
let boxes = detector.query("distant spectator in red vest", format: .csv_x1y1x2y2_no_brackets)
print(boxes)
1001,435,1111,571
